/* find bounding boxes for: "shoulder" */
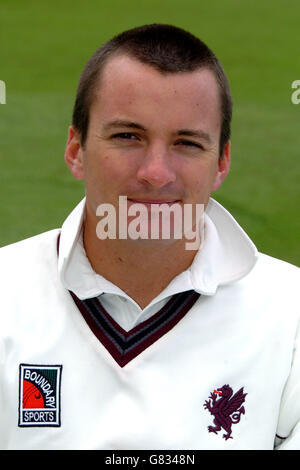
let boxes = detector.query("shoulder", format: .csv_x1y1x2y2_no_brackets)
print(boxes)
239,251,300,312
254,252,300,282
0,229,61,280
0,229,60,256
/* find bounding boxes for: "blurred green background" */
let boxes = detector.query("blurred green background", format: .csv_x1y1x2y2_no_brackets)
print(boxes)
0,0,299,265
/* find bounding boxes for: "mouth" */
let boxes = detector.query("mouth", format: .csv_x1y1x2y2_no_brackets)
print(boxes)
127,198,181,206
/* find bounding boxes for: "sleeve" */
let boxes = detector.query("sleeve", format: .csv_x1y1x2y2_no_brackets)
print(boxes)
0,337,7,449
274,316,300,449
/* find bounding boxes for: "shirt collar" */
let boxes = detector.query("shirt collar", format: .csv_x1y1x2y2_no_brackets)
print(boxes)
58,197,258,299
190,198,258,295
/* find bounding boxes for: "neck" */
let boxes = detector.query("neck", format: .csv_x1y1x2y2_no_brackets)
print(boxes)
83,213,198,309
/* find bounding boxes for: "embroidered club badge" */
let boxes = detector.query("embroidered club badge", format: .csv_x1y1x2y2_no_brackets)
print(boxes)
18,364,62,427
203,384,247,440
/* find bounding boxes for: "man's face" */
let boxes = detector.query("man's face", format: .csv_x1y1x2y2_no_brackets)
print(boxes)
66,54,230,240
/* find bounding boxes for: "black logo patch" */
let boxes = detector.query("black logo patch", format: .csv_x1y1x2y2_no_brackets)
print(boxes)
18,364,62,427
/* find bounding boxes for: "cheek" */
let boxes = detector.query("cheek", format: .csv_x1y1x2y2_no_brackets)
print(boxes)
101,156,138,187
83,147,139,193
183,163,219,197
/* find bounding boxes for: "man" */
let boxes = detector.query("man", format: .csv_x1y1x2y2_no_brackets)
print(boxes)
0,24,299,450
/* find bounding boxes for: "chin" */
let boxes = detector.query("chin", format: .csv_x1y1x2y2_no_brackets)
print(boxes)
125,236,183,248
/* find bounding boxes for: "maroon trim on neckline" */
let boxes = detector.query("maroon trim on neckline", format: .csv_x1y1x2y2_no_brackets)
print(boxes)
57,232,200,367
70,290,200,367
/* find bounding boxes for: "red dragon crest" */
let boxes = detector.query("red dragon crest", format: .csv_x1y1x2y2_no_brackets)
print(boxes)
203,384,247,440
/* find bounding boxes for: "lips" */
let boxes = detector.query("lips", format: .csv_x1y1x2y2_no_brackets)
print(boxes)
127,198,181,205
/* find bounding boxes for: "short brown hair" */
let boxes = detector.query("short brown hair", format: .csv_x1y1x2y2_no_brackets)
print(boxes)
72,24,233,157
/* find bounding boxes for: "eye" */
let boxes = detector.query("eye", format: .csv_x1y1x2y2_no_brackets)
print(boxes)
176,140,203,150
112,132,138,140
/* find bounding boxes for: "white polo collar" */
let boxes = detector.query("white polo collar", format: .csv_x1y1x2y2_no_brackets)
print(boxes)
58,197,258,302
191,198,258,294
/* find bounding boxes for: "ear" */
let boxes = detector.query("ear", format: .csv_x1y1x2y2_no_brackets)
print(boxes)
64,126,84,180
212,141,231,191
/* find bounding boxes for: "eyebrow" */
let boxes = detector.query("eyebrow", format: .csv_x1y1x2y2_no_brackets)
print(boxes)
102,120,212,144
176,129,212,144
103,120,146,132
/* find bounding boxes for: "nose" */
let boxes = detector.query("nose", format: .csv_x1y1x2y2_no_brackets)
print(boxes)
136,143,176,188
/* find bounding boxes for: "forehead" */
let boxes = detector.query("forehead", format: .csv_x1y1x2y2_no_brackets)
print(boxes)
90,54,221,133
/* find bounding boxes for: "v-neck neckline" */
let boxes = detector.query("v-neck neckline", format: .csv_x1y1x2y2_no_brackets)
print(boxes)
57,233,200,367
69,289,200,367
